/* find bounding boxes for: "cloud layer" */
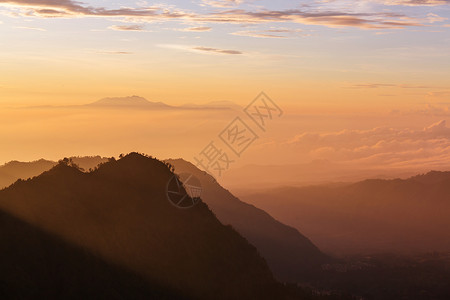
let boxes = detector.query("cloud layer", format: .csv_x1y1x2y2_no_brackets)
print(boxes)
287,120,450,168
0,0,439,30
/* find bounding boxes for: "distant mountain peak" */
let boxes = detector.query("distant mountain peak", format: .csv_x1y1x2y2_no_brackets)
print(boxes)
89,96,171,108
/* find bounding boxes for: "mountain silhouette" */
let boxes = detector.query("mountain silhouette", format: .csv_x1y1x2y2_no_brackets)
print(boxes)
0,156,107,189
88,95,172,109
22,96,238,111
0,156,330,282
0,153,285,299
167,159,330,282
240,171,450,255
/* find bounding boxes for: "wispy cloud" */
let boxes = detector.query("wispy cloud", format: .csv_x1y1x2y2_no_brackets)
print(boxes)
345,83,435,89
15,26,46,31
379,0,450,6
0,0,428,30
232,28,306,38
109,24,145,31
427,91,450,97
0,0,190,18
201,0,243,8
182,26,212,32
193,46,243,55
157,43,243,55
96,50,133,55
199,9,424,29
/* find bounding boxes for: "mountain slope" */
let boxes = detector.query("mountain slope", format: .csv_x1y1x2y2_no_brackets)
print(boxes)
0,208,187,299
167,159,329,282
0,159,55,189
0,156,108,189
238,171,450,255
0,153,283,299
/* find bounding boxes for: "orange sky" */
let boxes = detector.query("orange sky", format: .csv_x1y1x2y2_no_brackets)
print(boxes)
1,0,450,184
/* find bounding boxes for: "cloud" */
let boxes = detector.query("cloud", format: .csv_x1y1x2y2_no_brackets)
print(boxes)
346,83,433,89
380,0,450,6
15,25,46,31
201,0,243,8
287,120,450,168
200,9,424,29
232,28,306,38
0,0,191,18
427,91,450,97
192,46,242,55
96,51,133,55
109,24,145,31
0,0,427,30
157,44,243,55
181,26,212,31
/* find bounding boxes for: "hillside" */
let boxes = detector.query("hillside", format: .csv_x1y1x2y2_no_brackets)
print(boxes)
0,208,187,299
167,159,329,282
0,153,284,299
0,156,329,283
238,171,450,255
0,156,107,189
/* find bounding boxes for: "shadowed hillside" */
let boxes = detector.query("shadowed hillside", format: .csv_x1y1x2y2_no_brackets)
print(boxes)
167,159,330,282
0,208,188,299
0,153,285,299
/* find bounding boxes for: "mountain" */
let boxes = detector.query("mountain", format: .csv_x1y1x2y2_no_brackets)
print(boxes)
238,171,450,255
0,153,285,299
167,159,330,282
0,156,108,189
0,159,55,189
87,95,172,109
0,156,330,282
22,96,239,111
221,161,417,190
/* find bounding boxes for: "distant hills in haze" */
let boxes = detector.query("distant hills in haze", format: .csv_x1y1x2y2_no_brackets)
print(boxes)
239,171,450,255
88,95,173,109
24,96,238,111
0,156,108,189
222,160,420,190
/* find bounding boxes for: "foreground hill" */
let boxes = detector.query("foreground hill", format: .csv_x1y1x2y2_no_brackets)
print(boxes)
167,159,329,282
0,153,284,299
239,171,450,255
0,156,329,283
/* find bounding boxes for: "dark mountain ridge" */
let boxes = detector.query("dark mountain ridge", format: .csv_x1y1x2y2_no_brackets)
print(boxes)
0,155,330,283
0,153,284,299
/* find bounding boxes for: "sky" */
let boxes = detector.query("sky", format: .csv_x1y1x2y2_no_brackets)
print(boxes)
0,0,449,107
1,1,450,184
